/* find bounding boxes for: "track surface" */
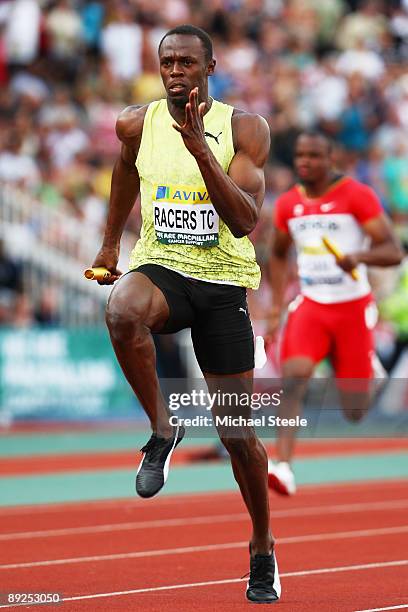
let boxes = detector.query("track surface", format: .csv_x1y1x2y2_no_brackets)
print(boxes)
2,439,406,476
0,479,407,611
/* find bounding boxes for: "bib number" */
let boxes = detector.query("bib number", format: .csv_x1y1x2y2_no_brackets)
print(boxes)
153,201,219,247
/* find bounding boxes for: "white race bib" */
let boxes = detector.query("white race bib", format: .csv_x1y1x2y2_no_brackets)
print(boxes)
153,184,219,247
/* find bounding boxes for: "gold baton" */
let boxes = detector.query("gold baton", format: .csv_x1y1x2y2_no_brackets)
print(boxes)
84,267,112,281
322,236,359,281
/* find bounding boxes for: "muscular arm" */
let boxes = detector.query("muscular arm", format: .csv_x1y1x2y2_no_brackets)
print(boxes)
102,143,140,248
196,113,270,237
264,228,293,342
358,214,403,266
268,229,293,311
338,214,403,273
92,105,147,281
173,89,270,238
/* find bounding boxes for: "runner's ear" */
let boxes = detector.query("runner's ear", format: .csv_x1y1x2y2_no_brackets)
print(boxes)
207,59,216,76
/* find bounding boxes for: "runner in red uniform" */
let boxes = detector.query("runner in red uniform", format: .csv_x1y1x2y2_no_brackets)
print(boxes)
265,131,403,495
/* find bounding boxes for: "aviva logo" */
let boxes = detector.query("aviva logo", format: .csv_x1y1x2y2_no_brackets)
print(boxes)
155,184,210,204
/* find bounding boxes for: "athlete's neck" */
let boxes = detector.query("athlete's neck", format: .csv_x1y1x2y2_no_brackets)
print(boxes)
300,172,343,199
167,93,213,126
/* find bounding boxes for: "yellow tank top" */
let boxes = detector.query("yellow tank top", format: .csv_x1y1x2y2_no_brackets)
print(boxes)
129,98,260,289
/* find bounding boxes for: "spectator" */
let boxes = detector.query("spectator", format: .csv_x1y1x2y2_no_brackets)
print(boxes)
0,239,24,326
336,0,389,51
34,287,60,326
101,5,143,82
336,37,385,81
0,131,40,188
382,139,408,222
45,0,83,60
335,73,382,152
9,64,49,106
80,1,105,54
4,0,41,67
45,110,89,170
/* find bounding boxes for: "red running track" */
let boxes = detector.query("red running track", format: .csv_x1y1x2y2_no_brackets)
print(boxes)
0,480,407,611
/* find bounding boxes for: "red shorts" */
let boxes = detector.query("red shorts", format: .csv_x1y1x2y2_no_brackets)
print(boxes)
281,294,377,378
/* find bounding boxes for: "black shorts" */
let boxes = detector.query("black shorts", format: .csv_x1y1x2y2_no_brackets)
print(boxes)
134,264,254,375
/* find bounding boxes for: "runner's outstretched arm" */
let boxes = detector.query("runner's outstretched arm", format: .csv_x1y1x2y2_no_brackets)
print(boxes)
265,229,292,343
92,106,146,284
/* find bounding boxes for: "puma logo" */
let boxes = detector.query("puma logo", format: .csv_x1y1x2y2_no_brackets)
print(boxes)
239,307,248,316
320,202,335,212
204,131,222,144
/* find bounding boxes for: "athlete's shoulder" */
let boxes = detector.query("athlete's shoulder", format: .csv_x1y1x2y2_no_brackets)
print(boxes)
232,107,269,126
231,108,270,138
115,104,150,146
338,176,379,200
230,109,270,163
336,176,374,197
340,176,383,220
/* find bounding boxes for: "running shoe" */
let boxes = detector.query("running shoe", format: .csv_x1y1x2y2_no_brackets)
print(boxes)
267,461,296,496
246,547,281,604
136,424,185,498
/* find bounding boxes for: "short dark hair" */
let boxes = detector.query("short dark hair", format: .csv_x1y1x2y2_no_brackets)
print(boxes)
297,130,333,153
158,24,213,63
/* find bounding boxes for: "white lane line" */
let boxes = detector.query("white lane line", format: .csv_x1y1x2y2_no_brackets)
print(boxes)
1,525,408,570
0,513,248,541
2,499,408,541
0,491,235,515
0,559,406,608
354,605,408,612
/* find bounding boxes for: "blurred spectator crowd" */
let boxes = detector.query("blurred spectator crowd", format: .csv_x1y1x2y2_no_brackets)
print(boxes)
0,0,407,364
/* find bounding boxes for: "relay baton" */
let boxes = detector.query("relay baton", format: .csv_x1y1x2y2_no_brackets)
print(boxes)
321,236,359,281
84,267,112,281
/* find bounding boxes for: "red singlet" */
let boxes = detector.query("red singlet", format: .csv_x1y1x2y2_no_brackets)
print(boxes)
275,177,382,377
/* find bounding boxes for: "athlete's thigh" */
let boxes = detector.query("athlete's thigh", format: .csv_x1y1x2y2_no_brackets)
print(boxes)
331,298,376,378
191,284,254,375
281,296,331,366
108,265,193,334
107,268,170,332
132,264,195,333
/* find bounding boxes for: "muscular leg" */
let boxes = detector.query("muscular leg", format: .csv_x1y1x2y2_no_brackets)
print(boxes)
106,272,173,437
277,357,314,463
205,371,273,556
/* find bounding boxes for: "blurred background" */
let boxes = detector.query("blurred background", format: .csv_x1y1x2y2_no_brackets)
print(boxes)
0,0,408,426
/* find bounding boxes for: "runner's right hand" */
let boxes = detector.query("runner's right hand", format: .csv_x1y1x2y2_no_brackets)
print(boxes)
91,246,122,285
264,307,282,346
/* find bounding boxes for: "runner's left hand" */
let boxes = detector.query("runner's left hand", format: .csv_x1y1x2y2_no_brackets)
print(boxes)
336,253,359,273
172,88,209,158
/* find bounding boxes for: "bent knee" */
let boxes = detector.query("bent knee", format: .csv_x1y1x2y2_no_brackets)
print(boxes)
105,293,148,342
282,358,315,382
342,403,369,423
343,408,366,423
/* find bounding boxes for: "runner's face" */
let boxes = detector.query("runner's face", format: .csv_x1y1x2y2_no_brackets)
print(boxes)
159,35,214,108
294,136,332,184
